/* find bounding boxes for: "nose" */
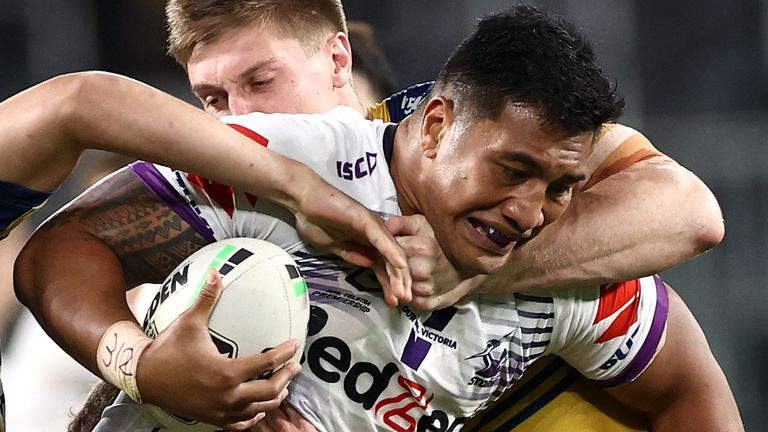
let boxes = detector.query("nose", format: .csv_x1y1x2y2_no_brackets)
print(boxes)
499,192,545,234
228,92,261,116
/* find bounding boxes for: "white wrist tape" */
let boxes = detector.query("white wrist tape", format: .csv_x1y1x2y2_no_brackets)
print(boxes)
97,320,152,403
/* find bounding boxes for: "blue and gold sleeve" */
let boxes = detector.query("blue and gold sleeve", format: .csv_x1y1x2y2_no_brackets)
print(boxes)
0,179,52,240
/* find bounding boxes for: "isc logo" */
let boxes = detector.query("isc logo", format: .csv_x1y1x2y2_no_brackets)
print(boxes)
336,152,378,180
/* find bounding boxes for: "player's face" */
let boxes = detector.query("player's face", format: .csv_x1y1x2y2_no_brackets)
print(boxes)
414,101,591,276
187,22,343,118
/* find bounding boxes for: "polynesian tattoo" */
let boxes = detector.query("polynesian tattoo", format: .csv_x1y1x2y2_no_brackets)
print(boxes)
40,167,208,285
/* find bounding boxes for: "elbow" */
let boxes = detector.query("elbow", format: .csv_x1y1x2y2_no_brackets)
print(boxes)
46,71,103,118
685,176,725,254
658,163,724,256
42,71,116,132
694,210,725,254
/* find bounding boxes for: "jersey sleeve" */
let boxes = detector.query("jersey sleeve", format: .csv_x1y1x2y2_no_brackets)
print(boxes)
221,106,397,214
368,82,435,123
0,179,52,240
581,124,664,191
130,160,304,253
545,275,669,387
131,107,397,250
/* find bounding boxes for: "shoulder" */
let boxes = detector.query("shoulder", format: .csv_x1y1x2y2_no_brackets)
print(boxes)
583,123,664,189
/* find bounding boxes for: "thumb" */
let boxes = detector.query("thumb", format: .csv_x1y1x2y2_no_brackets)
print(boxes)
188,268,223,322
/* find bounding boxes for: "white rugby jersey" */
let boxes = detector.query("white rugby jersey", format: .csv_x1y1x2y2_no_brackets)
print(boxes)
97,107,667,432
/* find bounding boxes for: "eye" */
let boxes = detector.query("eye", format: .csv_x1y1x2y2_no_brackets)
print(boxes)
548,184,574,200
249,77,274,90
501,165,529,183
199,93,228,113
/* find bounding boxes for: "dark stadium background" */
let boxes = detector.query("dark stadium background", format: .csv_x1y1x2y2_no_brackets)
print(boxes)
1,0,766,429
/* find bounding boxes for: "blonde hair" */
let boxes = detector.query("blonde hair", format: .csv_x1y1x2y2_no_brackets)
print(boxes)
166,0,348,65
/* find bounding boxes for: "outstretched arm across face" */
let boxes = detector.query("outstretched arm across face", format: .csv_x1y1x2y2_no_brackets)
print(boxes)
604,286,743,431
481,125,724,293
1,71,410,298
386,125,725,310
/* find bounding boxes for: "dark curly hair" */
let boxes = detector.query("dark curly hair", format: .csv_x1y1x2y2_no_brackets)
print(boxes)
434,5,624,134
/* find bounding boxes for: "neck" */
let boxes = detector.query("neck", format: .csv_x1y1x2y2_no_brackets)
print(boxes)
390,115,422,216
336,86,368,116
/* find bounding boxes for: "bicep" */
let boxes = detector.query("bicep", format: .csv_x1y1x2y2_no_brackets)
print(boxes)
33,166,207,286
604,286,742,431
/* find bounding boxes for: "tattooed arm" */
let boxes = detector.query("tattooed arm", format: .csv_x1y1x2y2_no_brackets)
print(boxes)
14,168,299,429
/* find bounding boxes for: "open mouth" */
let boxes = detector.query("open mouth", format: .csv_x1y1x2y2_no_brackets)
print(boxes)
468,217,517,248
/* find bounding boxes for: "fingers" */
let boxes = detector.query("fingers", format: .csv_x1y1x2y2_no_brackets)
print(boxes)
282,403,310,424
364,217,409,270
396,235,439,281
249,402,319,432
386,258,412,305
222,367,295,427
223,388,288,431
235,339,301,380
258,402,291,431
227,412,267,431
372,259,397,307
394,233,441,295
362,216,412,300
385,214,430,237
327,242,376,268
187,268,224,323
237,361,300,400
218,345,300,429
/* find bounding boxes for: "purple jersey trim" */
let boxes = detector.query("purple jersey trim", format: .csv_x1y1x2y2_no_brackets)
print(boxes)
130,161,216,243
597,274,669,388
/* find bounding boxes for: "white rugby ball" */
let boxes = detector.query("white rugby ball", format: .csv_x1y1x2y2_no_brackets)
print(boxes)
141,238,309,431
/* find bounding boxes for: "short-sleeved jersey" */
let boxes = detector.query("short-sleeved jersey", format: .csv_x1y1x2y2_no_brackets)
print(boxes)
0,179,51,240
115,106,668,431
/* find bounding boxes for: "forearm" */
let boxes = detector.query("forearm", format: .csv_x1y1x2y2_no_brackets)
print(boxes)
14,224,135,377
0,71,311,208
647,392,743,432
480,158,724,293
62,71,315,210
13,167,196,377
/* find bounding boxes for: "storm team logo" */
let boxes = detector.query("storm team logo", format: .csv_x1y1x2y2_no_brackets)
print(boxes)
465,329,517,379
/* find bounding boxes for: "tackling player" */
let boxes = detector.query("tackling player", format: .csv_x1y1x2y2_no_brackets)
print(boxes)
16,0,727,430
164,0,723,302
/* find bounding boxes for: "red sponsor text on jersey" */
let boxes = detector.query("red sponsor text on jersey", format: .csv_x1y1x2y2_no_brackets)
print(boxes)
375,376,435,432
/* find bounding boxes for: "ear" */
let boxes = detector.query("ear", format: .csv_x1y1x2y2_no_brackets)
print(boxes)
329,32,353,89
419,96,455,159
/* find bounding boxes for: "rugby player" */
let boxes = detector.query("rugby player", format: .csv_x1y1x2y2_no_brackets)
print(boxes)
20,4,744,432
164,0,724,302
0,75,413,432
159,1,728,430
19,0,726,430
